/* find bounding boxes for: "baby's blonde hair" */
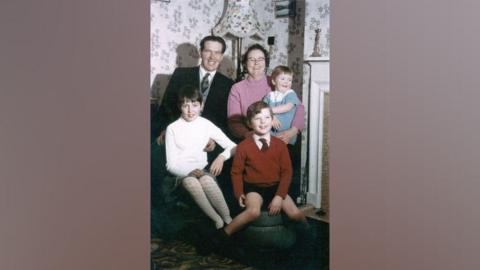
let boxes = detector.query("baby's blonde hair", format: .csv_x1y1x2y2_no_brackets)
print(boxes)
271,65,293,82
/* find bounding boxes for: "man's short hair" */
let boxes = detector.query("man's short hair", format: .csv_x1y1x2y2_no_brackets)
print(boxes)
200,35,227,53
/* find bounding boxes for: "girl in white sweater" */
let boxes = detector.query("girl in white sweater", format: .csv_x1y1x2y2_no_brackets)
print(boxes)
165,85,236,229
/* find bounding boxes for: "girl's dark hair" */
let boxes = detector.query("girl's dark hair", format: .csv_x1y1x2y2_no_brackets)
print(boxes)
242,44,270,71
177,85,203,108
246,101,273,123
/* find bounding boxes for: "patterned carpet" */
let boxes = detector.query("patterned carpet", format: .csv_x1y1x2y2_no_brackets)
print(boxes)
151,209,329,270
151,237,254,269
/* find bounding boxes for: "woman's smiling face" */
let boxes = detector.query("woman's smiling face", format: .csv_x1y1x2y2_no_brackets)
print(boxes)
245,49,266,79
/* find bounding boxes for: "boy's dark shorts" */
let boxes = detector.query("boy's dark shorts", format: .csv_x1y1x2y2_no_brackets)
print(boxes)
244,182,279,209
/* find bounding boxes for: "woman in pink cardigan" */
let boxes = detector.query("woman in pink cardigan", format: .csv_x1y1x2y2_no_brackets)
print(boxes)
227,43,305,201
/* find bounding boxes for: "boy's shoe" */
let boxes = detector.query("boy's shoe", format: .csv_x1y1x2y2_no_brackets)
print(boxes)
190,223,215,255
211,227,230,251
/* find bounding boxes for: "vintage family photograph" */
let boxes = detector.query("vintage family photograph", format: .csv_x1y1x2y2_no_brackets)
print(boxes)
149,0,330,269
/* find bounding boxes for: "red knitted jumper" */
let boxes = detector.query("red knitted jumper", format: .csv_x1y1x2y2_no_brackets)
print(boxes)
231,136,292,199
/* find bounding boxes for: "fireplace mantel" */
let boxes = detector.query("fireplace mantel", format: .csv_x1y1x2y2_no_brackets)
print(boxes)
302,56,330,209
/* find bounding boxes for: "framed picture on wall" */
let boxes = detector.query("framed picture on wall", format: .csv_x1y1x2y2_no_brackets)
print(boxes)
275,0,296,18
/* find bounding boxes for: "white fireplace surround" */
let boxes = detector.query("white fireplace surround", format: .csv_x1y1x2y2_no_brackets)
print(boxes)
302,56,330,209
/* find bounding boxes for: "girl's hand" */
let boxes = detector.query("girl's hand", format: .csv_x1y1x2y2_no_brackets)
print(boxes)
238,194,246,208
188,169,205,178
209,155,225,176
272,116,282,130
268,195,283,216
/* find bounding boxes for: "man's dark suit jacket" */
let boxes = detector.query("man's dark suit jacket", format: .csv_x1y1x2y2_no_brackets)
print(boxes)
152,66,234,139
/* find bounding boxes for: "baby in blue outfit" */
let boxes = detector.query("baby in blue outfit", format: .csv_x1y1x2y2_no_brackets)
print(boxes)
262,65,301,145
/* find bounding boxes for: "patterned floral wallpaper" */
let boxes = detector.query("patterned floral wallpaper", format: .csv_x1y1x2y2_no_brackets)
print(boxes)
301,0,330,120
304,1,330,59
150,0,330,99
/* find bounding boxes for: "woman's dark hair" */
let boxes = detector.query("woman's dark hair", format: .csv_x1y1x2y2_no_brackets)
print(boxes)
200,35,227,53
242,44,270,71
177,85,203,108
246,101,273,123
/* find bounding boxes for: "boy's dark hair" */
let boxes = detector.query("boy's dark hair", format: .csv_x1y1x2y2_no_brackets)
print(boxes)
200,35,227,53
271,65,294,81
242,44,270,69
177,85,203,108
246,101,273,123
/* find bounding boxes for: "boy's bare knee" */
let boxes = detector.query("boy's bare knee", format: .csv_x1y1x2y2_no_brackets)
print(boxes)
246,207,261,220
289,209,305,221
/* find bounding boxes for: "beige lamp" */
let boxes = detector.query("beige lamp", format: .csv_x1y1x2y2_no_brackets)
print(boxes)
213,0,266,80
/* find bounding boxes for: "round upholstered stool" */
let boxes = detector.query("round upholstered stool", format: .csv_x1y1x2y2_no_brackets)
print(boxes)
242,210,296,250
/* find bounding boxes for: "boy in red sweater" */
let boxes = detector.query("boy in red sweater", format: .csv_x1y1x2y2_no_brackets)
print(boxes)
219,101,307,239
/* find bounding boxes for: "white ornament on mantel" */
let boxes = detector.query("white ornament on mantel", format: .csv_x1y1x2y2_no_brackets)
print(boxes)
310,28,322,57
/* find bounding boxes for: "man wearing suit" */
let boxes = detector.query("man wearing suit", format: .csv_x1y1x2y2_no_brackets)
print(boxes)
151,36,235,239
153,35,234,141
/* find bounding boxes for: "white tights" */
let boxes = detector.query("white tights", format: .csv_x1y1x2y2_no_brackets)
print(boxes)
182,175,232,229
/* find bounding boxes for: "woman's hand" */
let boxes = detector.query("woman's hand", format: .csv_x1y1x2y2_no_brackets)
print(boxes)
272,116,282,130
238,194,246,208
209,155,225,176
274,127,298,144
268,195,283,215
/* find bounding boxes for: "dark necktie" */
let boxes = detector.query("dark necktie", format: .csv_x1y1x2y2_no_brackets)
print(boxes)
259,138,269,152
201,73,210,94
